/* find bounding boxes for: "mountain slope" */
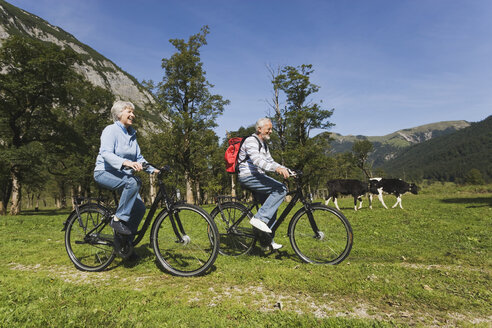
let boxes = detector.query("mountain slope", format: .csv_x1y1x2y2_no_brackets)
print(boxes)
381,116,492,182
326,120,470,166
0,0,157,112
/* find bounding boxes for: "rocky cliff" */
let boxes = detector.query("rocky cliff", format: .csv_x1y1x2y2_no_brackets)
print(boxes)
0,0,155,110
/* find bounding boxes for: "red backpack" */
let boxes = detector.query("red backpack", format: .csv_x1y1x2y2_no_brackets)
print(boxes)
224,136,262,174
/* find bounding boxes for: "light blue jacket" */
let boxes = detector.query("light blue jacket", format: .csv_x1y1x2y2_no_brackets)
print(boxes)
94,121,154,173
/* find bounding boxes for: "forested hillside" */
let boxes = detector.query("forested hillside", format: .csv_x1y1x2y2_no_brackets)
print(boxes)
326,120,470,167
380,116,492,182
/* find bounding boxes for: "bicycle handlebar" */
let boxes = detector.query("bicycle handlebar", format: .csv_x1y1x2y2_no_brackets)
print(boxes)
288,169,299,177
123,162,170,178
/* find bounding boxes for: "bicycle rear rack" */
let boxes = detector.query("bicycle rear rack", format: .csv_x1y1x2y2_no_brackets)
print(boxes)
73,196,107,206
215,195,241,204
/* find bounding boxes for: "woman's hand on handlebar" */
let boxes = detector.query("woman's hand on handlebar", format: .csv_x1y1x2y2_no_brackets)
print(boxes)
123,161,143,172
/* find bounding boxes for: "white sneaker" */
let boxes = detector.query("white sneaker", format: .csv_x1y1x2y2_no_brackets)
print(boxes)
262,241,283,252
249,217,272,233
271,241,283,250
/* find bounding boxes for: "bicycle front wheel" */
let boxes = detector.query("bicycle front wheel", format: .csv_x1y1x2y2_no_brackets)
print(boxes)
151,203,219,277
209,202,255,256
289,205,353,265
64,205,116,271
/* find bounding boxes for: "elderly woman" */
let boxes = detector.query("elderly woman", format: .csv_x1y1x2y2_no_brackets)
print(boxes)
94,100,158,236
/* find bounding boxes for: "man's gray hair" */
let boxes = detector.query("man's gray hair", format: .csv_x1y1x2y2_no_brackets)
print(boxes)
255,118,271,132
111,100,135,122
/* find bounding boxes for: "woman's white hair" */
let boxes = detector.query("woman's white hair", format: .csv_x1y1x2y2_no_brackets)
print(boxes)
255,117,271,132
111,100,134,122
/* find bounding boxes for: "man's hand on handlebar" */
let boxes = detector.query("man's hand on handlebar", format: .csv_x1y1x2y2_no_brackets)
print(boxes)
276,166,290,179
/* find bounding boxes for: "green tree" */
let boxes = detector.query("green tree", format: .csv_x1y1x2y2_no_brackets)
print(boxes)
45,82,113,207
351,139,374,178
155,26,229,204
271,64,334,188
464,168,484,185
0,35,85,214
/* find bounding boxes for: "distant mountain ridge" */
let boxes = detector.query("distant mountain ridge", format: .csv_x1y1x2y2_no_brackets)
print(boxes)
0,0,165,132
327,120,471,166
381,116,492,182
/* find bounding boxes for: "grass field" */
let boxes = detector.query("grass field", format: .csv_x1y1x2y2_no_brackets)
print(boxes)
1,183,491,327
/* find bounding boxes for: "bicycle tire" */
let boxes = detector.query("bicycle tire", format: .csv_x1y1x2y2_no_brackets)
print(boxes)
64,204,116,271
150,203,219,277
209,202,256,256
289,204,353,265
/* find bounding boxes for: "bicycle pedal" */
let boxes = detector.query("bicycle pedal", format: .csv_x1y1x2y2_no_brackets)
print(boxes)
113,234,134,259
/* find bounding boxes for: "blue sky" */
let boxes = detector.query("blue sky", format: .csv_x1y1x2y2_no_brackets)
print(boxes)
7,0,492,138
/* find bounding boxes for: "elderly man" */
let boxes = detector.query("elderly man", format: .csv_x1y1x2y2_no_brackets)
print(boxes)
236,118,291,250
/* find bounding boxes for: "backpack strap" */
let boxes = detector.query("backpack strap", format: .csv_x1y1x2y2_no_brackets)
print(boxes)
236,135,263,174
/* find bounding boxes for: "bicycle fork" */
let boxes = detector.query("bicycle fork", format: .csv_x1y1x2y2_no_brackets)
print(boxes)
305,206,324,240
169,210,190,245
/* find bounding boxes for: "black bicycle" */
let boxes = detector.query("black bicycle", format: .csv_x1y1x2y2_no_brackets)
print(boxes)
210,171,353,264
63,164,220,277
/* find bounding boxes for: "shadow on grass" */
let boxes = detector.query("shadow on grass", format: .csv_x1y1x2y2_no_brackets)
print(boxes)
19,209,71,216
249,245,303,263
440,196,492,208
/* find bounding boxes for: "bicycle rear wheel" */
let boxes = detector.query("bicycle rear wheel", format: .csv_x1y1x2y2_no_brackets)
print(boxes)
64,205,116,271
289,204,353,265
209,202,255,256
151,203,219,277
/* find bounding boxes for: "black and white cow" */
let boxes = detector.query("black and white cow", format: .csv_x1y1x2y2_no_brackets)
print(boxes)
369,178,418,209
325,179,369,211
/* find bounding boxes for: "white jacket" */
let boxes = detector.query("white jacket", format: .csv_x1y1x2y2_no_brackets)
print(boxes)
237,134,284,177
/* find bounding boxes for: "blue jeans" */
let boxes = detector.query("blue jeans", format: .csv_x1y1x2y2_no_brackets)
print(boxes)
94,170,146,234
238,173,287,228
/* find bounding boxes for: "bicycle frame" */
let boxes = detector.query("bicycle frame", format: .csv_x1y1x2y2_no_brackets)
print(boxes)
271,180,321,237
131,169,187,246
223,174,322,238
65,166,188,247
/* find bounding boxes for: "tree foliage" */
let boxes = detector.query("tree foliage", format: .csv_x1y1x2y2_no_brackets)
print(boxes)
153,26,229,204
351,139,374,178
0,35,113,214
270,64,334,188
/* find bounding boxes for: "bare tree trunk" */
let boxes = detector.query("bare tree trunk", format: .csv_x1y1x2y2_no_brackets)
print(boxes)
26,191,32,209
267,64,286,165
195,179,201,205
149,174,157,203
10,170,21,215
1,178,13,215
71,186,77,210
58,182,67,209
35,194,40,212
230,175,236,198
185,172,194,204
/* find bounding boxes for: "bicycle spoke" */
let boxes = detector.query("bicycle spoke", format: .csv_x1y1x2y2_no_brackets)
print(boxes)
65,205,115,272
290,205,352,265
210,202,255,256
152,204,219,277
